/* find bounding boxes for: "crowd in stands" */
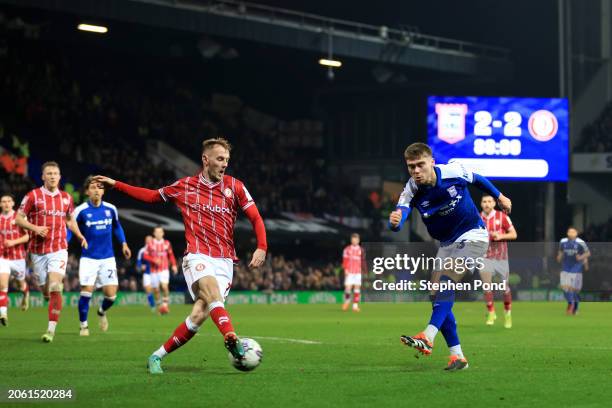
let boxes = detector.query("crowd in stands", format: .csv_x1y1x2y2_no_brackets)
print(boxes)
233,254,342,291
0,28,368,221
14,252,344,293
575,101,612,152
583,217,612,242
1,15,375,299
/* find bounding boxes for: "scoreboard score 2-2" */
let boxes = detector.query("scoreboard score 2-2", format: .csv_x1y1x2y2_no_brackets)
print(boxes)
427,96,569,181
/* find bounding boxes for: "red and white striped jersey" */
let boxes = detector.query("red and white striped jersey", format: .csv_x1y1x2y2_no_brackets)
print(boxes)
145,239,176,273
158,173,255,260
0,211,27,260
481,209,513,260
342,244,364,275
19,187,74,255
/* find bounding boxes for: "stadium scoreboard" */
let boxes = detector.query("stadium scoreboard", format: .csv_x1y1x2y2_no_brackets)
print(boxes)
427,96,569,181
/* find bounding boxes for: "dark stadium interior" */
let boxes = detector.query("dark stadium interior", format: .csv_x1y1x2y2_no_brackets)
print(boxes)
0,0,611,293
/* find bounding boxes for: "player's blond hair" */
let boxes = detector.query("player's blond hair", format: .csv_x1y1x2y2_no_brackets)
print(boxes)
41,161,60,173
202,137,232,154
404,143,432,160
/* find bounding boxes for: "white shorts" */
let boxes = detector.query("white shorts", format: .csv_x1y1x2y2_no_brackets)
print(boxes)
344,274,362,287
31,250,68,286
149,270,170,289
0,258,26,280
142,273,152,288
182,253,233,302
435,228,489,272
79,257,118,287
560,271,582,291
481,258,510,281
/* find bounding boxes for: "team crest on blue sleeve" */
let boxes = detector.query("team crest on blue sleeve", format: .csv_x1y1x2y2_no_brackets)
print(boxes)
447,186,457,197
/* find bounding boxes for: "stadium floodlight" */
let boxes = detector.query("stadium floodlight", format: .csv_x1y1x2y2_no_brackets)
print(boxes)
318,58,342,68
77,24,108,34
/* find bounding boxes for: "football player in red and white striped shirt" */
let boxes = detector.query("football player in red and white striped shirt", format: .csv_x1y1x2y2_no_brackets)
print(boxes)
93,138,267,374
0,194,30,325
143,226,177,314
480,194,517,328
342,233,365,312
15,161,88,342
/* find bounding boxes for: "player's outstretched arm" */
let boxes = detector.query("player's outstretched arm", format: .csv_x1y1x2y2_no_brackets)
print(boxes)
471,173,512,214
92,175,163,204
243,205,267,268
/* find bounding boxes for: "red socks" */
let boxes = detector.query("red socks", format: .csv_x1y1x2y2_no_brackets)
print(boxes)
503,291,512,311
484,291,494,312
209,302,235,337
0,291,7,308
353,290,361,304
156,304,236,358
163,321,197,353
48,291,62,322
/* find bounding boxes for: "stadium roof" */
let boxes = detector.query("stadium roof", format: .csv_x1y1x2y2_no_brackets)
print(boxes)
1,0,513,78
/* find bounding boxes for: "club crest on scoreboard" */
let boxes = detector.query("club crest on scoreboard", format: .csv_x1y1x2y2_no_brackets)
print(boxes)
435,103,468,144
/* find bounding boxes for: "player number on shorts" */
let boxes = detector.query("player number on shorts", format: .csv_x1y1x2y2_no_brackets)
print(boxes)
107,269,116,279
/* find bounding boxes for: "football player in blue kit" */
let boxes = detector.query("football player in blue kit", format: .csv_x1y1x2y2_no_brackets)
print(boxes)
389,143,512,370
72,176,132,335
557,227,590,315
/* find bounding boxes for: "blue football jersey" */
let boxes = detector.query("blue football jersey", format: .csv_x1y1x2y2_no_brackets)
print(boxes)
136,246,151,275
559,237,589,273
73,201,127,260
395,163,485,244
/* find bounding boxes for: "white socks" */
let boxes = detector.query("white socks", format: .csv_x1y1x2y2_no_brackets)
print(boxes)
185,316,200,332
153,346,168,359
449,345,464,359
207,301,224,313
47,321,57,334
423,324,438,342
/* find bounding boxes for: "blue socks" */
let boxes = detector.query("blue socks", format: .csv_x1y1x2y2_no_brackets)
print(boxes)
78,292,92,325
563,291,580,314
98,296,116,316
440,310,460,347
147,293,155,308
573,293,579,313
563,290,572,306
428,276,455,329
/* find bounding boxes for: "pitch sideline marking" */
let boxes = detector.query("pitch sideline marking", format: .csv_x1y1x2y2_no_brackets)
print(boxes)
248,336,322,345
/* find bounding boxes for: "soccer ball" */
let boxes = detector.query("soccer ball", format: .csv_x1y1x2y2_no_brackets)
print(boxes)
158,304,169,315
228,338,263,372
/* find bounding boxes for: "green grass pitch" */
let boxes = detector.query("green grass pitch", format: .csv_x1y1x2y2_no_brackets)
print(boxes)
1,302,610,408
